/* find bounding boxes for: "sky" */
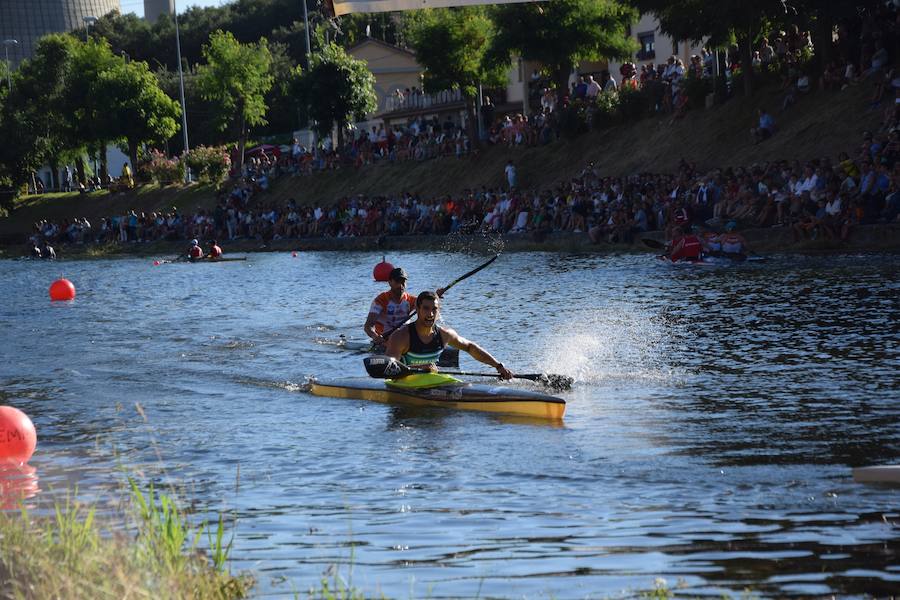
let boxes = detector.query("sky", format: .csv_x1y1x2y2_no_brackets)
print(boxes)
120,0,231,19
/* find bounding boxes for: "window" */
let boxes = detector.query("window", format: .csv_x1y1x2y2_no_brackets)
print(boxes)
637,32,655,61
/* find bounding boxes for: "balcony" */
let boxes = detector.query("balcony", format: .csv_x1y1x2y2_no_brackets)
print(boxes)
382,89,464,114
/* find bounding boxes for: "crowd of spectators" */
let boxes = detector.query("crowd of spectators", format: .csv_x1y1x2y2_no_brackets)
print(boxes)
28,123,900,253
23,6,900,253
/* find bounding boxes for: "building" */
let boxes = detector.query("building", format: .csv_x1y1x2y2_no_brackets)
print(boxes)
0,0,121,67
144,0,174,24
608,13,705,82
347,37,529,133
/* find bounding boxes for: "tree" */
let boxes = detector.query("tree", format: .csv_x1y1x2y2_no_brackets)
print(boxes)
634,0,791,96
94,60,182,169
403,7,508,148
492,0,638,102
196,30,274,170
296,42,376,149
0,34,78,198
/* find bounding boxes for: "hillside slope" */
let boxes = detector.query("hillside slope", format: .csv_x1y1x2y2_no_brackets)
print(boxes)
0,81,884,238
267,81,883,206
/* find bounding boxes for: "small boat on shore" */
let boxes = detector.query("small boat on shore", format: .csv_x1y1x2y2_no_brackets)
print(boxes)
309,374,566,420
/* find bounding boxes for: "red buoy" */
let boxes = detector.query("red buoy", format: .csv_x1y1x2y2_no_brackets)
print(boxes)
292,251,298,258
0,406,37,465
373,257,394,282
49,278,76,301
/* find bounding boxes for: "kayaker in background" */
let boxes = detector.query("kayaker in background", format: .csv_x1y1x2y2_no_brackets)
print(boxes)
667,226,703,262
365,267,416,347
41,241,56,260
208,240,223,259
385,291,513,380
719,221,750,258
188,239,204,260
364,267,445,348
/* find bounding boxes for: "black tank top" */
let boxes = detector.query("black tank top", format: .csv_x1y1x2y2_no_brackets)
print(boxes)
403,323,445,366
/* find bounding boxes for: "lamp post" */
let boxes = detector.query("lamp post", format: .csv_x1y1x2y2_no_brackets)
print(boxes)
82,16,98,42
3,39,17,92
173,0,191,181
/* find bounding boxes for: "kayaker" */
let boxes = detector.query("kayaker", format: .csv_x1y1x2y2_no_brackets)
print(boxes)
208,239,223,259
667,227,703,262
364,267,445,348
385,291,513,380
365,267,416,347
187,239,203,260
720,221,750,258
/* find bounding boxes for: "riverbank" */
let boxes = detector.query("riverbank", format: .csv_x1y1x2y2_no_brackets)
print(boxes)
1,222,898,259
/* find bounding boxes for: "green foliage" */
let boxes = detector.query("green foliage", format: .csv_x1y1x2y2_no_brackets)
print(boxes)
94,59,182,164
491,0,638,94
682,75,713,109
619,85,647,119
591,91,621,129
145,149,186,184
183,145,232,184
297,42,377,142
403,7,507,99
197,30,274,135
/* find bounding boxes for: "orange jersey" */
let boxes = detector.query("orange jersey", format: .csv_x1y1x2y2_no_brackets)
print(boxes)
368,291,416,335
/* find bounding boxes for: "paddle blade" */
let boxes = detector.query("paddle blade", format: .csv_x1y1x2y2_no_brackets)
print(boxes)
518,373,574,391
364,355,408,379
641,238,666,250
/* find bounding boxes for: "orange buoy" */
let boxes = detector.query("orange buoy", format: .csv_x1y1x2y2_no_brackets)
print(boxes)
49,278,76,301
373,257,394,282
0,406,37,465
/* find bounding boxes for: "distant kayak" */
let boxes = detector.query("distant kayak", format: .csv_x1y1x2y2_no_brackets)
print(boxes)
309,375,566,420
656,254,765,267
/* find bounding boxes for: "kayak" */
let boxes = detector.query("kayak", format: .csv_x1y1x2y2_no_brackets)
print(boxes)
192,256,247,262
852,465,900,484
322,336,461,367
656,254,764,266
309,373,566,420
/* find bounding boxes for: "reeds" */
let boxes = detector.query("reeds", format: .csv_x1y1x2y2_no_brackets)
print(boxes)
0,478,253,599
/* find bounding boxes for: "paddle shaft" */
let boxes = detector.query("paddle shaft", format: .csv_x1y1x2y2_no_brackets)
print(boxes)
380,254,499,339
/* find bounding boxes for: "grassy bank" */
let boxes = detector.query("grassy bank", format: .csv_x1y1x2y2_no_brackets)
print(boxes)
0,479,252,599
0,81,883,245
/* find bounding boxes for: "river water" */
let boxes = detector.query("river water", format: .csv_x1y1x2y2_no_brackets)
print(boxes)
1,250,898,598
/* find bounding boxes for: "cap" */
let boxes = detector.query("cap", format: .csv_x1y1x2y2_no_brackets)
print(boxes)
190,239,198,246
389,267,408,281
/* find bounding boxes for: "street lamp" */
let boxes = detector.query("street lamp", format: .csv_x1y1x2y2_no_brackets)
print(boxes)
3,39,17,92
174,0,191,181
82,16,98,42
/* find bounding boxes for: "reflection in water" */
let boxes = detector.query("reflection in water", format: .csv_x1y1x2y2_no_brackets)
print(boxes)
0,463,40,509
0,252,898,598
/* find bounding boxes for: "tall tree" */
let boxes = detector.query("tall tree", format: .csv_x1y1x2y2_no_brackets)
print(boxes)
492,0,638,102
296,42,376,149
634,0,790,96
94,60,182,168
196,30,274,169
403,7,508,148
0,34,78,196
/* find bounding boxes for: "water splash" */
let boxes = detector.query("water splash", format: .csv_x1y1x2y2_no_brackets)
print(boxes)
536,304,680,386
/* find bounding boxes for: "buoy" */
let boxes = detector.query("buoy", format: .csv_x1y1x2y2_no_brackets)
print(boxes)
49,278,76,301
373,257,394,282
292,251,298,258
153,260,160,266
0,406,37,465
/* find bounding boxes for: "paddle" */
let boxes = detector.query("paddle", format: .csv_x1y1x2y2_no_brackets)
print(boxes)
364,355,574,391
380,254,499,340
641,237,667,250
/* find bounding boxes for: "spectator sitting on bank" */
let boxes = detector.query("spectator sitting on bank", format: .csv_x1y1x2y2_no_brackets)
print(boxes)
752,108,776,144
